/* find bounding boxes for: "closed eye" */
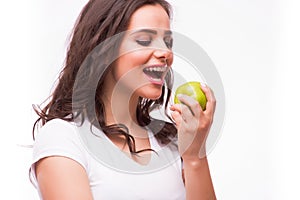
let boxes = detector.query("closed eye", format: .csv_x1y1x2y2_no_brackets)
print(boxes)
136,39,152,46
164,37,173,49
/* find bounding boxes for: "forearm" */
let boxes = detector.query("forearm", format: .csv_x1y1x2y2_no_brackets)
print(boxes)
183,157,216,200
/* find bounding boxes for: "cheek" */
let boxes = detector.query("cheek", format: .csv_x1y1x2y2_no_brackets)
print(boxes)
117,49,152,70
112,51,148,81
168,54,174,66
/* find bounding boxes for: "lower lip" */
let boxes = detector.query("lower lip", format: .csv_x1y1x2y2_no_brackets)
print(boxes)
144,74,164,85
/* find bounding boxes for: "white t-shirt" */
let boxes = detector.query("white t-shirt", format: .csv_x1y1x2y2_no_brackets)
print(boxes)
30,119,186,199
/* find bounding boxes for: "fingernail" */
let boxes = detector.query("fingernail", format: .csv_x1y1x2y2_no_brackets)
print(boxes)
201,82,207,88
177,94,184,98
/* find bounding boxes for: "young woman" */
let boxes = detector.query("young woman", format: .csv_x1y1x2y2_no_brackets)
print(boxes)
30,0,217,199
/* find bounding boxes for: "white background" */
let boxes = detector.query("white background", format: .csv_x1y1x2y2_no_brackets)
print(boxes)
1,0,299,199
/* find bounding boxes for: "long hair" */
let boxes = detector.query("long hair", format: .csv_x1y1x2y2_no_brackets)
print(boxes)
33,0,177,154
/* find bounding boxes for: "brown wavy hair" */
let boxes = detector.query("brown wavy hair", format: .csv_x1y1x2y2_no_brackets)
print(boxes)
33,0,177,154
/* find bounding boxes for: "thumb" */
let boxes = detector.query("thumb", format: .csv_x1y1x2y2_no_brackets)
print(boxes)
171,111,183,127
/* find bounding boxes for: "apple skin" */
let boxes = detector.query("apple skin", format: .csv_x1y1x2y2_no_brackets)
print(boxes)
174,81,207,110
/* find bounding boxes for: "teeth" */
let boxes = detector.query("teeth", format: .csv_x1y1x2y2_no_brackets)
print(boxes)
145,67,166,72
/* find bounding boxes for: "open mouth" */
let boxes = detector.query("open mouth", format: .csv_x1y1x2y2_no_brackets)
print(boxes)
143,65,168,84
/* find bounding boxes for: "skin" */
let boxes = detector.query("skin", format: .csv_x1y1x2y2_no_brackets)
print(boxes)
101,4,173,154
102,4,173,130
171,84,217,199
35,4,216,199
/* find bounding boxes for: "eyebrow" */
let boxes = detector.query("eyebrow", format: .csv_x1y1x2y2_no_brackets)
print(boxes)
130,29,172,35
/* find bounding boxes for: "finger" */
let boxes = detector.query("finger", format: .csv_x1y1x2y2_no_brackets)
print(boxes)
170,110,183,126
171,104,189,122
200,84,216,114
170,104,183,114
170,104,193,122
177,94,201,118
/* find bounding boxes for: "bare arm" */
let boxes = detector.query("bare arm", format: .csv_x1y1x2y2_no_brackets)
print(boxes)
171,84,217,200
35,156,93,200
183,158,216,200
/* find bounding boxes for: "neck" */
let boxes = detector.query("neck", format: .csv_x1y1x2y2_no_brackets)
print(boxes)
105,93,139,125
101,74,140,131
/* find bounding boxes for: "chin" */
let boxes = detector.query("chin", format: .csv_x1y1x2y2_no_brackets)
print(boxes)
139,85,163,100
148,95,162,101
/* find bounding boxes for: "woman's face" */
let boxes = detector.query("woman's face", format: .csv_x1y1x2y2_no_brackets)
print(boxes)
111,4,173,100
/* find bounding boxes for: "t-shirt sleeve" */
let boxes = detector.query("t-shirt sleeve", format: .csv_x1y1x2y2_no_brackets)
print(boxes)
29,119,88,188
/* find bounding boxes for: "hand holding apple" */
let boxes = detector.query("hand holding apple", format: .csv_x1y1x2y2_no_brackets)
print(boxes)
170,82,216,160
174,81,207,110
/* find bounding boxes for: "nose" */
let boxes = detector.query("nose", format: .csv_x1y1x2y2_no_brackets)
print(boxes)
153,41,173,66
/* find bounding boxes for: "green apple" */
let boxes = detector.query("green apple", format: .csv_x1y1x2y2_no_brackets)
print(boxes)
174,81,207,110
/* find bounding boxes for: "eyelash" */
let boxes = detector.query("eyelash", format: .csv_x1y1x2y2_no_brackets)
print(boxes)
164,37,173,49
136,39,151,46
136,38,173,49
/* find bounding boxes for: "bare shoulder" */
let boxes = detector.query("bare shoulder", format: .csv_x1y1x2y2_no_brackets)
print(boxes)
35,156,93,200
